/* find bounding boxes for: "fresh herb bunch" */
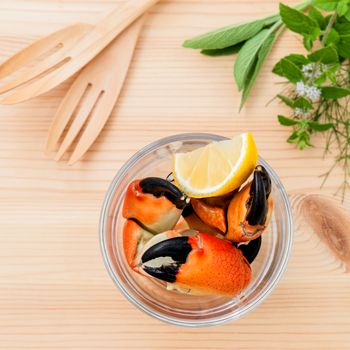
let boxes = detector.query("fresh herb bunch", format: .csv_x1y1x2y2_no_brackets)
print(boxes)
273,1,350,199
183,0,313,109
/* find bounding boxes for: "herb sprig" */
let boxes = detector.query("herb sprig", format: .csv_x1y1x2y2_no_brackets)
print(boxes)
273,1,350,199
184,1,350,199
183,0,313,109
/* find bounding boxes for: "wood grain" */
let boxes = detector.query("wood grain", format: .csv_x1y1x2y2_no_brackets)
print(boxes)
0,1,349,349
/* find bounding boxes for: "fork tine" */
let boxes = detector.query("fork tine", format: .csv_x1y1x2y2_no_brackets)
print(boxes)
0,23,92,80
46,77,90,152
0,24,92,95
54,87,101,161
68,89,117,165
68,16,145,165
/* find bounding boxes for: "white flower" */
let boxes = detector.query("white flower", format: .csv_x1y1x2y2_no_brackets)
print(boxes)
302,63,320,79
295,81,321,102
306,85,321,102
301,62,325,80
294,107,311,118
296,81,307,97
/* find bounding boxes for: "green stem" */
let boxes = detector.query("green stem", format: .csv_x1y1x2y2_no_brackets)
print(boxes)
321,12,337,46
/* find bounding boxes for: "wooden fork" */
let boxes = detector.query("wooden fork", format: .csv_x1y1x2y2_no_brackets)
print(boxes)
46,16,145,165
0,0,159,104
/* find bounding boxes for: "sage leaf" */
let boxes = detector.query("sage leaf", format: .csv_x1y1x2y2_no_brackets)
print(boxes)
309,6,327,29
234,29,271,91
321,86,350,99
239,32,276,109
337,0,349,16
294,96,313,109
201,43,243,56
314,0,339,11
308,121,334,131
183,14,279,50
278,115,298,126
277,94,294,107
280,3,320,39
272,57,303,83
308,46,339,64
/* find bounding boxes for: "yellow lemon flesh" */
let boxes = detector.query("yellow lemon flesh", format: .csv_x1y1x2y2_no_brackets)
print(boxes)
173,133,258,198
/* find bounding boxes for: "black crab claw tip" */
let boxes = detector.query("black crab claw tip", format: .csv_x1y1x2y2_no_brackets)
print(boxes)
139,177,188,210
257,165,272,197
246,166,271,226
235,236,262,264
141,237,192,283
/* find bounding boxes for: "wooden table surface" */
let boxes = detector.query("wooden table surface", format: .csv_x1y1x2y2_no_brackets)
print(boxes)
1,1,350,349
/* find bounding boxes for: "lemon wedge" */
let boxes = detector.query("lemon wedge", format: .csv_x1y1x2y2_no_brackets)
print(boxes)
173,133,258,198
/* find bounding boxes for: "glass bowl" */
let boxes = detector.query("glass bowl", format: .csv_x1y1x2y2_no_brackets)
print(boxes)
99,133,293,327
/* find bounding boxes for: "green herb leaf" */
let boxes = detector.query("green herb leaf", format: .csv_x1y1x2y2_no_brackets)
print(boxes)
324,28,340,45
325,64,339,83
294,96,313,109
183,14,279,50
303,35,314,50
345,8,350,21
338,36,350,57
309,6,327,29
314,72,328,85
278,115,298,126
334,22,350,34
239,32,276,109
308,121,334,131
287,131,300,143
321,86,350,98
272,57,304,83
281,54,309,67
337,0,349,16
201,43,243,56
234,29,271,91
308,46,339,63
277,94,294,107
314,0,340,11
280,3,320,38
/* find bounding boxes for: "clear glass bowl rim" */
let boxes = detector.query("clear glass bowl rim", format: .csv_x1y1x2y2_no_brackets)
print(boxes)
99,133,293,327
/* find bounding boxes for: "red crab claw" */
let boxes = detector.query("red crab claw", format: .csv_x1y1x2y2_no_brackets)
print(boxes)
123,177,188,233
122,177,189,269
139,232,251,296
123,219,180,269
226,165,273,242
190,196,231,233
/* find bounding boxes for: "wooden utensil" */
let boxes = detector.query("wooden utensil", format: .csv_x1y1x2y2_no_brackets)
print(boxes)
46,16,145,165
0,0,159,104
0,23,94,95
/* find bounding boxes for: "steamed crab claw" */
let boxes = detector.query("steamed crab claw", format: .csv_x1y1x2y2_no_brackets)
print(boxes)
123,219,180,269
226,165,273,242
139,232,251,296
122,177,188,269
123,177,188,234
190,196,231,233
